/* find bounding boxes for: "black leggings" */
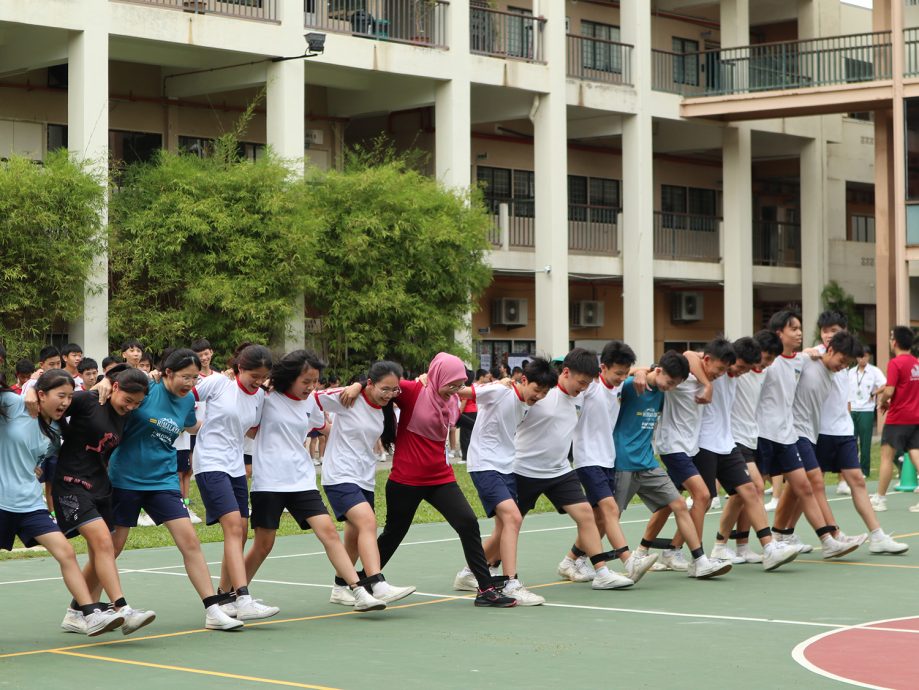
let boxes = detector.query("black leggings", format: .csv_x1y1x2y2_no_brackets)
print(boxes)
377,479,491,589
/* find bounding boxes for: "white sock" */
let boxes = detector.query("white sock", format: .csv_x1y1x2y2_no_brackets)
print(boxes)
870,527,885,540
594,566,610,577
206,604,222,616
371,581,390,597
561,556,576,566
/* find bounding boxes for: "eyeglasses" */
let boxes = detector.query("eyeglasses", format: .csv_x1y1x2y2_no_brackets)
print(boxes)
377,387,401,396
444,383,466,393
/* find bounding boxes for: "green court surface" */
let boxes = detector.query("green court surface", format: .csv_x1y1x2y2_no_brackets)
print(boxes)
2,490,919,690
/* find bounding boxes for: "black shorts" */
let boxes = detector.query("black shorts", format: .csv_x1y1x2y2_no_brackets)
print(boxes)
52,480,114,538
515,470,589,516
737,443,756,464
693,448,753,497
244,454,253,466
881,423,919,454
250,490,329,530
176,449,192,473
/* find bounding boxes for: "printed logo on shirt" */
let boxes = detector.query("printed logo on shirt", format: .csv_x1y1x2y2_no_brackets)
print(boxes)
149,417,182,448
911,364,919,381
85,432,118,455
638,407,660,430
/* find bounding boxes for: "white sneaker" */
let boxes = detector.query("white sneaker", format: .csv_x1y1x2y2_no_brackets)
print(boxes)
871,494,888,512
205,604,244,631
453,566,478,591
119,606,156,635
84,609,125,637
764,498,778,512
778,533,814,554
61,607,86,634
136,511,156,527
839,531,868,548
710,496,722,510
685,497,694,510
371,581,416,604
736,544,764,564
762,541,799,572
377,453,387,463
710,543,745,565
624,551,659,583
658,549,690,572
220,600,238,617
574,556,596,581
186,506,202,524
909,502,919,513
235,595,279,621
869,532,910,554
836,480,851,496
329,584,356,606
821,536,859,559
352,587,387,612
591,570,634,590
503,579,545,605
688,555,732,579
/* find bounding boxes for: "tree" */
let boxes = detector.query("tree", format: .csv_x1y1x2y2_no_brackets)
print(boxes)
300,142,492,379
0,152,104,360
819,280,864,339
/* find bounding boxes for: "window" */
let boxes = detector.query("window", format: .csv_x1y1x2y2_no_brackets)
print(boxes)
109,130,162,166
179,135,215,158
672,37,699,86
477,166,533,217
849,215,876,242
508,7,534,59
662,185,717,231
568,176,588,221
569,175,620,223
581,21,621,73
513,169,535,218
47,124,68,153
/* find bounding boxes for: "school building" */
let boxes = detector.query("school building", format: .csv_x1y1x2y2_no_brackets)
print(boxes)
0,0,904,366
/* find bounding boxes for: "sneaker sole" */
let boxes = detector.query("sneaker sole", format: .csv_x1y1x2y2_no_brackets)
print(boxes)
823,543,859,560
237,609,280,621
507,596,545,606
763,550,799,572
378,587,416,604
453,582,478,592
869,546,910,554
205,619,245,631
474,599,518,608
354,603,387,612
591,581,634,590
122,613,156,636
329,597,355,607
694,563,732,579
86,615,126,637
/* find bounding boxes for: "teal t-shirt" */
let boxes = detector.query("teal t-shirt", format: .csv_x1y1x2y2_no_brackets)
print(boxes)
108,383,196,491
0,392,57,512
613,377,664,472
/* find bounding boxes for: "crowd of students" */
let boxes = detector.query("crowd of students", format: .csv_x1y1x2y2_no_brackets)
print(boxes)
0,307,915,637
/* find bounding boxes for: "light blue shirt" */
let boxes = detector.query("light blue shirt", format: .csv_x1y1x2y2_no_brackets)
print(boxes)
0,392,56,512
613,377,664,472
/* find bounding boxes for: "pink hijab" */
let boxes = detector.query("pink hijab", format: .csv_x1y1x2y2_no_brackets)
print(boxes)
406,352,467,442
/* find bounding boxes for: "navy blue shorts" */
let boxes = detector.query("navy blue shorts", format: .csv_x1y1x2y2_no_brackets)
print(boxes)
323,483,375,522
660,452,700,490
575,466,617,507
176,450,191,473
195,471,249,525
244,454,252,466
795,438,821,472
112,488,188,527
0,508,60,550
38,455,57,485
757,438,804,476
251,490,329,530
470,470,518,517
515,471,589,516
816,434,861,473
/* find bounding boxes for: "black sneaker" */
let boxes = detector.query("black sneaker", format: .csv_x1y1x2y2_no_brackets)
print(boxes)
474,587,517,608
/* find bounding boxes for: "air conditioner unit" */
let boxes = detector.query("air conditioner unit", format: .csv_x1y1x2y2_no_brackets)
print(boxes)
491,298,528,327
671,292,704,322
571,301,605,328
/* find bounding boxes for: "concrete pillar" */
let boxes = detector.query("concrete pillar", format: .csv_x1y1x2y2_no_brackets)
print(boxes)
800,138,826,341
620,1,654,362
532,3,569,358
720,0,749,46
67,7,109,362
722,127,753,338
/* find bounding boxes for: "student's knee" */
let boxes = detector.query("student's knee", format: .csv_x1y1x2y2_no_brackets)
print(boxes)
845,471,866,490
496,504,522,530
808,472,826,492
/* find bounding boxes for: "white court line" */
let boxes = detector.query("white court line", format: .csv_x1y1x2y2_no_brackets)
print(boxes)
0,496,854,586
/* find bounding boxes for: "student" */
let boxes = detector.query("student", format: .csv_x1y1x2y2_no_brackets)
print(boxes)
514,348,633,590
193,343,278,620
614,351,728,579
12,358,35,394
454,357,557,604
510,367,524,384
303,358,416,608
191,339,215,377
758,311,859,559
1,370,124,636
370,352,516,607
46,365,157,635
137,352,154,374
101,356,120,375
121,340,144,368
457,369,491,461
184,338,214,519
77,358,99,388
873,326,919,512
243,351,394,613
20,346,63,397
100,349,242,630
61,344,84,389
848,346,885,479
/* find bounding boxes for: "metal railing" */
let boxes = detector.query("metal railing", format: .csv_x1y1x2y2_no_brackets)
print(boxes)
653,212,720,261
304,0,448,48
566,35,633,86
470,7,545,63
119,0,278,21
652,49,706,95
568,205,619,254
489,200,535,248
907,28,919,77
753,220,801,267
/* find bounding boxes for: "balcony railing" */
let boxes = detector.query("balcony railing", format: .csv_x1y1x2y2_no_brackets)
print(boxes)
568,204,619,254
653,212,720,262
654,31,892,96
305,0,448,48
907,28,919,77
121,0,278,21
488,200,535,249
566,35,633,86
470,7,545,63
753,220,801,268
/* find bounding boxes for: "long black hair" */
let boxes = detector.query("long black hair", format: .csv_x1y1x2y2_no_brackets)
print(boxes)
158,348,202,375
368,360,403,452
230,343,273,374
105,363,150,395
270,349,326,395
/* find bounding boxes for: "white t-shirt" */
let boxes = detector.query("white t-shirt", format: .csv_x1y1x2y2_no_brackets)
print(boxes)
757,354,803,444
819,369,855,436
192,375,265,478
698,373,738,455
654,375,704,457
849,364,886,413
318,389,384,492
792,356,835,443
572,378,621,469
514,385,581,479
467,383,528,474
251,391,325,493
732,368,766,449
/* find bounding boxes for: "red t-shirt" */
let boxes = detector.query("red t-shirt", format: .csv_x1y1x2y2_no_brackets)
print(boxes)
389,380,456,486
885,354,919,424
